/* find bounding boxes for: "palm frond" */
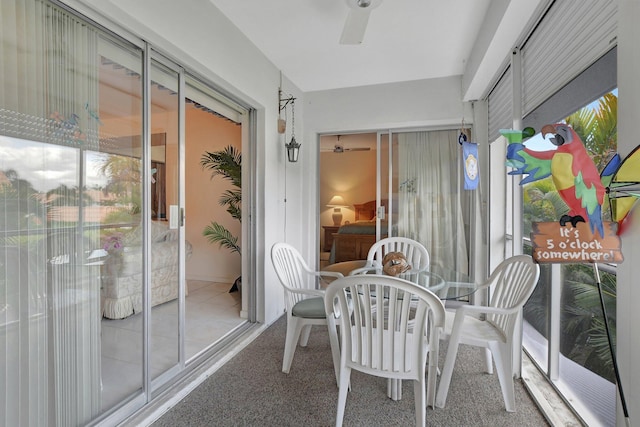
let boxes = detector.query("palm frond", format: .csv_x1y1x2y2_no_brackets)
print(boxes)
200,145,242,256
203,221,240,254
200,145,241,188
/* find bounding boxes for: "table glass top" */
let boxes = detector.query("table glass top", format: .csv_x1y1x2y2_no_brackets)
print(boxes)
399,269,477,301
322,260,477,301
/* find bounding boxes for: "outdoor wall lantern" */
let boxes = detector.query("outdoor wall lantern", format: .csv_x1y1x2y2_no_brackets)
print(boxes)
279,89,300,163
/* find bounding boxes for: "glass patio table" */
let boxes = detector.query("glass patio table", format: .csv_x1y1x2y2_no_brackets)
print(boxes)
323,260,478,302
400,265,478,302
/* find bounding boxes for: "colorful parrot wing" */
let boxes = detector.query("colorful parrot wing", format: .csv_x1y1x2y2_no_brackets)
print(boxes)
600,153,621,188
606,145,640,227
575,170,604,237
506,143,552,184
600,153,620,224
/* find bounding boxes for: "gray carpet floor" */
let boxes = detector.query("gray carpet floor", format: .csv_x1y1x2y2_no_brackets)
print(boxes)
152,316,549,426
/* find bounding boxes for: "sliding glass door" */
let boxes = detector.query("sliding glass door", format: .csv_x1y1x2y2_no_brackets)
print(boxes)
318,129,470,277
379,129,470,276
1,1,147,423
1,1,250,424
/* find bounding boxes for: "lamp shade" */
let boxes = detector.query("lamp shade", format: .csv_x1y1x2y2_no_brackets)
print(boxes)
327,195,347,226
327,195,347,207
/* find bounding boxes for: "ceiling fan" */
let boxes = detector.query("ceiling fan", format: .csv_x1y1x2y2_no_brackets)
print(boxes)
322,135,372,153
340,0,383,45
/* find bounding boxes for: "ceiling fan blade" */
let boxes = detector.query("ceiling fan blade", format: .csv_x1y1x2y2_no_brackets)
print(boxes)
340,9,371,44
346,147,371,151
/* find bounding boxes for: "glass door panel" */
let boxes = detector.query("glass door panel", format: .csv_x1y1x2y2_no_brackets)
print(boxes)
378,132,392,239
149,60,181,385
386,129,469,275
97,38,145,411
1,4,146,421
184,78,244,360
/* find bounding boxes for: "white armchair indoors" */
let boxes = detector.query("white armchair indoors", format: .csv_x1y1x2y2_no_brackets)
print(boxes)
101,221,192,319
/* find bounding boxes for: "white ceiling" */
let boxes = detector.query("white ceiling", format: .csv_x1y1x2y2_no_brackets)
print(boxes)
208,0,495,92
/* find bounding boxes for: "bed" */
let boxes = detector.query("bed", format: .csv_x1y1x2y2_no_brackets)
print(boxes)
329,199,388,263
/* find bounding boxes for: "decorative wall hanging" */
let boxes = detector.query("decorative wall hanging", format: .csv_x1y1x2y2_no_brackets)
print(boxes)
503,124,640,421
462,140,478,190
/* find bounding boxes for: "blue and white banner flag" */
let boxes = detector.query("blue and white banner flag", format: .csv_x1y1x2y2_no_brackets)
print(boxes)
462,141,479,190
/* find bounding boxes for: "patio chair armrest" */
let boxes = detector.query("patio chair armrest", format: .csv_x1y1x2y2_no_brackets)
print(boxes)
317,271,344,279
290,288,325,298
456,303,518,318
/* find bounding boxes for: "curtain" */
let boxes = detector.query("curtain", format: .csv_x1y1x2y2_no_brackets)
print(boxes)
1,0,101,425
397,130,469,275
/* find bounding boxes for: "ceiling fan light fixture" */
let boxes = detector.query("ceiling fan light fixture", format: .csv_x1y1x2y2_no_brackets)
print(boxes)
346,0,381,10
340,0,382,44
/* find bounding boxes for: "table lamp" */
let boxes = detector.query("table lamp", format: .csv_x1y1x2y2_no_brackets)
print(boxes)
327,195,347,226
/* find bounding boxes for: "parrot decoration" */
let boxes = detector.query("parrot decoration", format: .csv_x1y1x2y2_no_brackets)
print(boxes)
600,145,640,235
505,124,639,426
505,123,606,237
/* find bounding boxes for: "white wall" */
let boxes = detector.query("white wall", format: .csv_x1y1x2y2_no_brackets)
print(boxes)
616,1,639,423
305,76,472,132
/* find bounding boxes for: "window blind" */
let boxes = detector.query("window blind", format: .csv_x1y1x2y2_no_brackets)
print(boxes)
521,0,617,115
488,67,512,142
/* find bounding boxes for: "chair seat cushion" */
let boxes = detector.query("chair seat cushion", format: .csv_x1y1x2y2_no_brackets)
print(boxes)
292,296,326,319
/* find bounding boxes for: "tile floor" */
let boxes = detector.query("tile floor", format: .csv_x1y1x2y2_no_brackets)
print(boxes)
100,280,243,410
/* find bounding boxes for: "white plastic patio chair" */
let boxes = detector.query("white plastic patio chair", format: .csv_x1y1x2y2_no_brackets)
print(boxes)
271,243,344,382
325,274,445,427
435,255,540,412
349,236,430,279
350,236,434,400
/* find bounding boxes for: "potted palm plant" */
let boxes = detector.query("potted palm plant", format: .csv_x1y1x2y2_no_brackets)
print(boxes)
200,145,242,291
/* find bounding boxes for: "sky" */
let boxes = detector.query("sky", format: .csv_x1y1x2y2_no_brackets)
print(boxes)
0,135,108,193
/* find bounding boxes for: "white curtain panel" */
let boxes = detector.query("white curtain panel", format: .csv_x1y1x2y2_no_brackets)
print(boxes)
397,130,469,275
1,1,101,425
